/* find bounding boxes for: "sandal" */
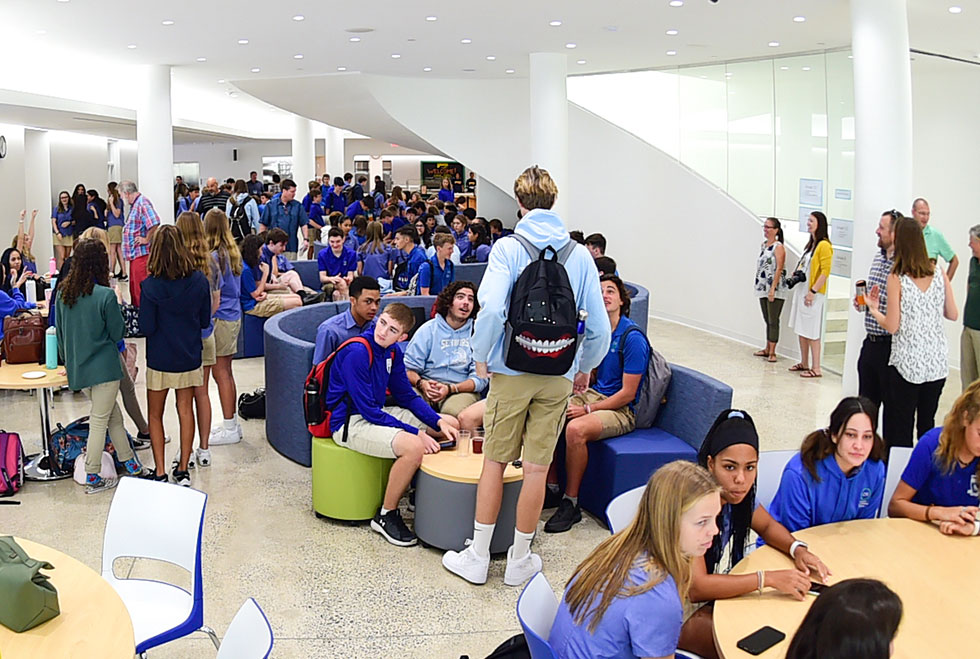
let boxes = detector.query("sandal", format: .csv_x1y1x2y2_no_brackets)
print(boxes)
753,349,769,357
767,354,777,363
800,369,823,378
788,363,808,372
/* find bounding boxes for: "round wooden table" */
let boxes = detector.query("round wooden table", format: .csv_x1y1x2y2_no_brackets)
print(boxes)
414,449,523,553
713,518,980,658
0,361,69,481
0,537,134,658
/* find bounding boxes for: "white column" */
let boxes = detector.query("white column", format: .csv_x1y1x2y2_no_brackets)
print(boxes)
24,129,52,267
136,65,174,224
842,0,914,393
325,125,345,180
292,115,315,188
529,52,568,218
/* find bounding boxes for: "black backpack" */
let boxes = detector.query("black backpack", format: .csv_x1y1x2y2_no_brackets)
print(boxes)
237,388,266,419
503,234,580,376
229,200,252,243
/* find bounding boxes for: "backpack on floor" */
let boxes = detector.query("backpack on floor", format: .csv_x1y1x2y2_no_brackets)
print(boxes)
229,201,252,243
47,417,136,477
0,431,25,497
619,326,672,429
503,234,580,376
482,633,531,659
237,388,266,420
120,303,142,338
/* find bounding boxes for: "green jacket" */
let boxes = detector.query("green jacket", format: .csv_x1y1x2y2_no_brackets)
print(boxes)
55,285,124,389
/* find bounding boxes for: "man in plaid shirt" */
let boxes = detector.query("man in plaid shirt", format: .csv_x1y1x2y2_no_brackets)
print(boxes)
855,209,898,414
119,180,160,307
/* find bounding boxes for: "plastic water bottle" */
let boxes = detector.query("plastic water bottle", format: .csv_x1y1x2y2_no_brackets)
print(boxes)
25,279,37,305
48,257,57,276
45,327,57,370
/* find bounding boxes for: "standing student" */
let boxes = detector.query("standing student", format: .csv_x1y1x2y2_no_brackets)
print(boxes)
888,380,980,535
768,397,886,534
306,187,325,259
753,218,786,362
51,190,74,268
960,224,980,388
86,189,107,230
139,226,212,486
317,227,357,301
442,166,610,587
70,183,89,238
55,238,142,493
788,211,833,379
226,179,260,237
205,209,245,446
549,461,721,659
438,177,455,203
106,182,126,279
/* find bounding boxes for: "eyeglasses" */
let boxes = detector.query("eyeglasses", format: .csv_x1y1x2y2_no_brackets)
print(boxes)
886,209,901,219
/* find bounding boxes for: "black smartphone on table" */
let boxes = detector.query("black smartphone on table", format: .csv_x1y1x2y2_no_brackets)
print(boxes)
438,438,456,450
808,581,828,596
736,626,785,655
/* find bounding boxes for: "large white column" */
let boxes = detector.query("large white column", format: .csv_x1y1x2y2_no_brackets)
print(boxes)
842,0,914,393
292,115,315,188
325,125,345,180
529,52,568,218
136,65,174,224
24,129,52,266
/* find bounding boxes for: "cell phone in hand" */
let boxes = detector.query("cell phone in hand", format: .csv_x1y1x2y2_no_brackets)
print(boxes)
808,581,828,596
438,439,456,450
736,626,785,655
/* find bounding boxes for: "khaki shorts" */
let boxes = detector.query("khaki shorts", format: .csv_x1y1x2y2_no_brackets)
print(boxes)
107,225,123,244
434,391,481,418
570,389,636,440
308,226,322,243
246,296,285,317
213,318,241,357
332,406,434,459
483,373,573,466
146,366,203,391
201,333,216,367
52,233,74,247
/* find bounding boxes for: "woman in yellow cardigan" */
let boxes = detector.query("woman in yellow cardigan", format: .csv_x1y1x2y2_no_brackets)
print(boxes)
788,211,833,378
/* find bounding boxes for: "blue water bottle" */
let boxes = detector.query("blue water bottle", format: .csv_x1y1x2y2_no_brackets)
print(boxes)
45,327,57,370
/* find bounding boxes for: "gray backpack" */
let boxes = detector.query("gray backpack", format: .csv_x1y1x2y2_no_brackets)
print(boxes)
619,326,671,429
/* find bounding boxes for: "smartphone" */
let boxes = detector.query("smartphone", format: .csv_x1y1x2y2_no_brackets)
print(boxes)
808,581,828,596
736,626,786,655
438,439,457,450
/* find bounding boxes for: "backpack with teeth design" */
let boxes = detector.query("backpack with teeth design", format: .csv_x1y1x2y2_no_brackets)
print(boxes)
503,233,580,376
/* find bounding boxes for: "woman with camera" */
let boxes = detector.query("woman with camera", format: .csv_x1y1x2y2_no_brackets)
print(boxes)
788,211,833,378
753,218,787,362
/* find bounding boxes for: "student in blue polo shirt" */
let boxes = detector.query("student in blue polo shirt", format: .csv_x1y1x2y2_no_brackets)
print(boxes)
426,226,462,265
358,222,392,281
312,276,380,364
391,225,428,293
325,178,347,214
306,188,326,259
317,227,357,301
438,177,455,203
346,196,375,220
768,396,886,535
889,380,980,535
417,233,455,296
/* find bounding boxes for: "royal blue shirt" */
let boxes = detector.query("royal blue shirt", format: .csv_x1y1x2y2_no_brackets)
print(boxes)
52,206,74,237
325,188,347,213
902,427,980,507
260,198,306,252
359,246,391,280
240,263,259,312
394,246,428,291
345,201,364,220
417,255,454,295
317,246,357,277
312,310,371,365
438,188,455,203
767,453,885,535
594,317,649,410
308,203,325,229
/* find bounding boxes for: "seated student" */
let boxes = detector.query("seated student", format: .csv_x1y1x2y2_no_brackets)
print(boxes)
888,379,980,535
260,229,308,294
488,218,512,244
358,222,393,282
678,409,830,659
239,234,302,317
345,196,375,221
417,233,455,296
376,208,396,237
312,276,380,364
545,275,651,534
306,187,325,259
585,232,607,259
389,203,408,233
404,281,486,417
325,303,459,546
426,225,462,265
390,225,428,294
0,273,35,343
785,578,902,659
462,223,491,263
549,461,721,659
594,255,617,277
768,396,886,534
348,216,368,252
449,213,469,249
317,228,357,301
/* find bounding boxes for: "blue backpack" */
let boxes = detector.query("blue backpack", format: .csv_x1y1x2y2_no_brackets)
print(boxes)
46,416,136,476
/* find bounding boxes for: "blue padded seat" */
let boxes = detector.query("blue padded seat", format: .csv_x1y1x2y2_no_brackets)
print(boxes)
454,263,488,287
234,312,267,359
290,259,321,291
624,282,649,334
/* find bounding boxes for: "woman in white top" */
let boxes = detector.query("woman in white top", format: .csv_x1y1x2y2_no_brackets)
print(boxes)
753,218,787,363
867,215,957,449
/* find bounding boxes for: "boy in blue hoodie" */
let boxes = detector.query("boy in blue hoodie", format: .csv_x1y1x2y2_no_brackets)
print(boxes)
325,303,460,547
442,166,611,587
391,225,428,293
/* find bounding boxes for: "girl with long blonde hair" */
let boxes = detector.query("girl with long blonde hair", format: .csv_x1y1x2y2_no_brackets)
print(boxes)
549,461,721,658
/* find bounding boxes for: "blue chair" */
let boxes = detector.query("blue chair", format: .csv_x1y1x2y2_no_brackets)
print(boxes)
235,312,267,359
624,282,649,334
216,598,274,659
454,262,488,287
290,259,322,291
516,572,559,659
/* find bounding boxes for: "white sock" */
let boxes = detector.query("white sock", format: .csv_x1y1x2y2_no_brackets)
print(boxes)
511,528,535,560
471,521,495,559
223,417,237,430
380,506,391,516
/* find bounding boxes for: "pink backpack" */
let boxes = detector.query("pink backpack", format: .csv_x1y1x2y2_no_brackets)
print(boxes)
0,431,24,497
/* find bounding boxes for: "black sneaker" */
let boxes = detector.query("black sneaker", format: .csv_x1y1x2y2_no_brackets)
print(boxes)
171,467,191,487
543,486,563,509
132,435,149,450
545,497,582,533
370,508,417,547
139,470,168,482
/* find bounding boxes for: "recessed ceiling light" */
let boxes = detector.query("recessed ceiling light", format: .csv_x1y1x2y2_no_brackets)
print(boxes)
505,69,515,74
292,14,304,21
848,54,853,59
666,29,678,35
604,26,618,32
669,0,683,6
725,72,733,77
35,29,47,35
486,55,496,61
802,66,811,71
217,79,225,83
768,41,780,47
250,67,260,72
426,15,437,21
293,54,304,59
549,20,562,27
793,16,806,22
349,36,361,42
576,60,586,65
337,66,347,71
162,19,174,26
460,38,472,44
949,5,963,13
423,67,432,72
127,44,136,49
391,53,401,59
779,65,789,70
238,39,248,44
666,50,677,56
196,57,207,62
56,0,69,3
565,43,577,49
229,92,239,98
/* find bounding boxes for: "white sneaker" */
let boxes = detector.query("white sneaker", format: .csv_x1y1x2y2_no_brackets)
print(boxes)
208,425,241,446
195,448,211,467
171,453,195,470
442,545,490,585
504,547,542,587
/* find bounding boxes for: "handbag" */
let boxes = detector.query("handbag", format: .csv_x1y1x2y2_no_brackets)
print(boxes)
2,311,45,364
0,536,60,632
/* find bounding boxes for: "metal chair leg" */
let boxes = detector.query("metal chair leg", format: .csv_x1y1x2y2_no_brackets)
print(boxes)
201,625,220,650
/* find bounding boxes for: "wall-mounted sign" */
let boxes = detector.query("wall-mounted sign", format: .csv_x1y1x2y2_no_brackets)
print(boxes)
799,178,824,207
421,161,464,190
831,218,854,249
834,188,852,201
831,249,852,277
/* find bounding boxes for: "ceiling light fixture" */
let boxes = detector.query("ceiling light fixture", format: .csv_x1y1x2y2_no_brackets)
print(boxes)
505,69,515,74
461,38,472,44
666,50,677,56
292,14,304,21
217,79,225,83
293,54,303,59
36,29,47,35
768,41,780,47
250,67,260,72
229,92,239,98
337,66,347,71
802,66,811,71
127,44,136,49
486,55,496,61
196,57,207,62
565,43,577,49
669,0,683,6
238,39,248,44
423,67,432,71
793,16,806,22
349,36,361,42
779,65,789,70
549,20,562,27
666,29,678,35
949,6,963,13
391,53,401,58
576,59,586,65
162,19,174,26
426,15,437,21
56,0,69,3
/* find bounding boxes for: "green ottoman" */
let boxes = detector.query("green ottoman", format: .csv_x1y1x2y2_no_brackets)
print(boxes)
312,436,393,521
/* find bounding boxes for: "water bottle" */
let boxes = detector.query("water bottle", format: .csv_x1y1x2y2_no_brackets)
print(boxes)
25,279,37,305
45,327,58,370
48,257,57,276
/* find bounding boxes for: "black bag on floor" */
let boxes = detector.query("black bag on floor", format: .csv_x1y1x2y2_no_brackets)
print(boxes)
483,633,530,659
120,303,142,338
238,388,266,419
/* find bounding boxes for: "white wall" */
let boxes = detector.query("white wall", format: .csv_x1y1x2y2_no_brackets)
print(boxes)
475,176,519,227
48,132,109,201
0,125,26,242
172,140,291,183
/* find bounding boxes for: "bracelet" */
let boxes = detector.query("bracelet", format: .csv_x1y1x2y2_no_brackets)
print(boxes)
789,540,808,558
756,570,764,594
925,504,935,522
974,520,980,536
585,404,592,415
450,383,458,395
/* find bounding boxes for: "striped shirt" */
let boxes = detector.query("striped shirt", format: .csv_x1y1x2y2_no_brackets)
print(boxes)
122,194,161,261
865,249,894,336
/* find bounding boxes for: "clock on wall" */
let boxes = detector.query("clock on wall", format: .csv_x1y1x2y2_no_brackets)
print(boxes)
0,135,6,159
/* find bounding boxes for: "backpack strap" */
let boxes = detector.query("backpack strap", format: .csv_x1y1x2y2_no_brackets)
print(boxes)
328,337,374,443
507,232,577,265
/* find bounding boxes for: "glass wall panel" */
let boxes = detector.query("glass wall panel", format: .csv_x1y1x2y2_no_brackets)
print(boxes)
726,60,775,216
678,65,728,190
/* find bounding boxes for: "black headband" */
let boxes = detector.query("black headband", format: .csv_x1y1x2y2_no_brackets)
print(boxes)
701,410,759,461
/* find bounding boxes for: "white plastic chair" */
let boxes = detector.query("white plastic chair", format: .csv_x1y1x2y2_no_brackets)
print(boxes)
101,477,216,657
880,447,913,518
516,572,559,659
755,450,797,510
216,599,274,659
605,485,646,534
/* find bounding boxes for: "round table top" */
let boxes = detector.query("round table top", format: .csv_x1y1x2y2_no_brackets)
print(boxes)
0,361,67,390
0,537,135,658
712,517,980,658
421,449,523,484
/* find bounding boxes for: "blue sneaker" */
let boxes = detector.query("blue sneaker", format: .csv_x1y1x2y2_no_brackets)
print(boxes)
85,474,118,495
